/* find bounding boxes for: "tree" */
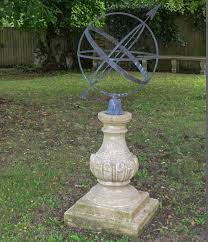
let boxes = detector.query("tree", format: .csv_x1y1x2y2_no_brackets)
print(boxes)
0,0,105,69
0,0,206,69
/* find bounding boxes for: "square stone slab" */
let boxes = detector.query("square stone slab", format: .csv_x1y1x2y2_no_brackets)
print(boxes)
64,185,159,237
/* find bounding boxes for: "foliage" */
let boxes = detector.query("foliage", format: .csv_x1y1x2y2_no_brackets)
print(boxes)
70,0,105,29
0,0,105,30
0,0,206,30
0,0,57,29
105,0,206,16
106,0,206,44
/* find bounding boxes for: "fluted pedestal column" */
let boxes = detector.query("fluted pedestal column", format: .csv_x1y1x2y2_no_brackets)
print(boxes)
64,112,159,237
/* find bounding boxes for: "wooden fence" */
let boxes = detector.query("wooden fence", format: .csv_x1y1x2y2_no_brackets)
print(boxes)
94,15,206,73
158,16,206,72
0,16,206,73
0,28,45,67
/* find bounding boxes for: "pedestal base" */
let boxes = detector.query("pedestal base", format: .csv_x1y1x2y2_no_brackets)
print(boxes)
64,184,159,237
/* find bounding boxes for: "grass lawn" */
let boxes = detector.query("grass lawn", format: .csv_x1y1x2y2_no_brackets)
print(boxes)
0,71,206,242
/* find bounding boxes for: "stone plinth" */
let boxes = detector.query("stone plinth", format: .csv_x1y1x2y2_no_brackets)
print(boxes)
64,111,159,237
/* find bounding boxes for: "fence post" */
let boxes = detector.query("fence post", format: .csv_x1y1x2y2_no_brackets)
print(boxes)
142,60,147,72
171,59,177,73
200,60,205,75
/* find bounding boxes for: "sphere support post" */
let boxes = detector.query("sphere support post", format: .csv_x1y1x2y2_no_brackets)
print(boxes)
64,111,159,237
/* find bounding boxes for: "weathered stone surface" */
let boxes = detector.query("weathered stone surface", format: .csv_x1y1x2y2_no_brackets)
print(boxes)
64,184,159,236
90,112,138,187
64,111,159,236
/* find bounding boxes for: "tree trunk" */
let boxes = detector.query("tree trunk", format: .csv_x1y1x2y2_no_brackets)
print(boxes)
41,25,74,71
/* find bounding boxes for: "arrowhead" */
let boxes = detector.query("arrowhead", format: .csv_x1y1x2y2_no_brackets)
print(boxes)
146,4,160,20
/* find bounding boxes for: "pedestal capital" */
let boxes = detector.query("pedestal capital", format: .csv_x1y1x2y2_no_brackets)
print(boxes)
98,111,132,125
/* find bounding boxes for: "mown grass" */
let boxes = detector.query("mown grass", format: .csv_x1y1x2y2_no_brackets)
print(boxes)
0,71,206,242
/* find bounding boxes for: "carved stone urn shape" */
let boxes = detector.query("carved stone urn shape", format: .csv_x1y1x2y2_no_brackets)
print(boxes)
90,111,138,187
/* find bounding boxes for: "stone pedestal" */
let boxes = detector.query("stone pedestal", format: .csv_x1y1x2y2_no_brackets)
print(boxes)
64,111,159,237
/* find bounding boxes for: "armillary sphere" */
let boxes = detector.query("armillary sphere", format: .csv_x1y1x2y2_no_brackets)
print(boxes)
77,6,160,114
